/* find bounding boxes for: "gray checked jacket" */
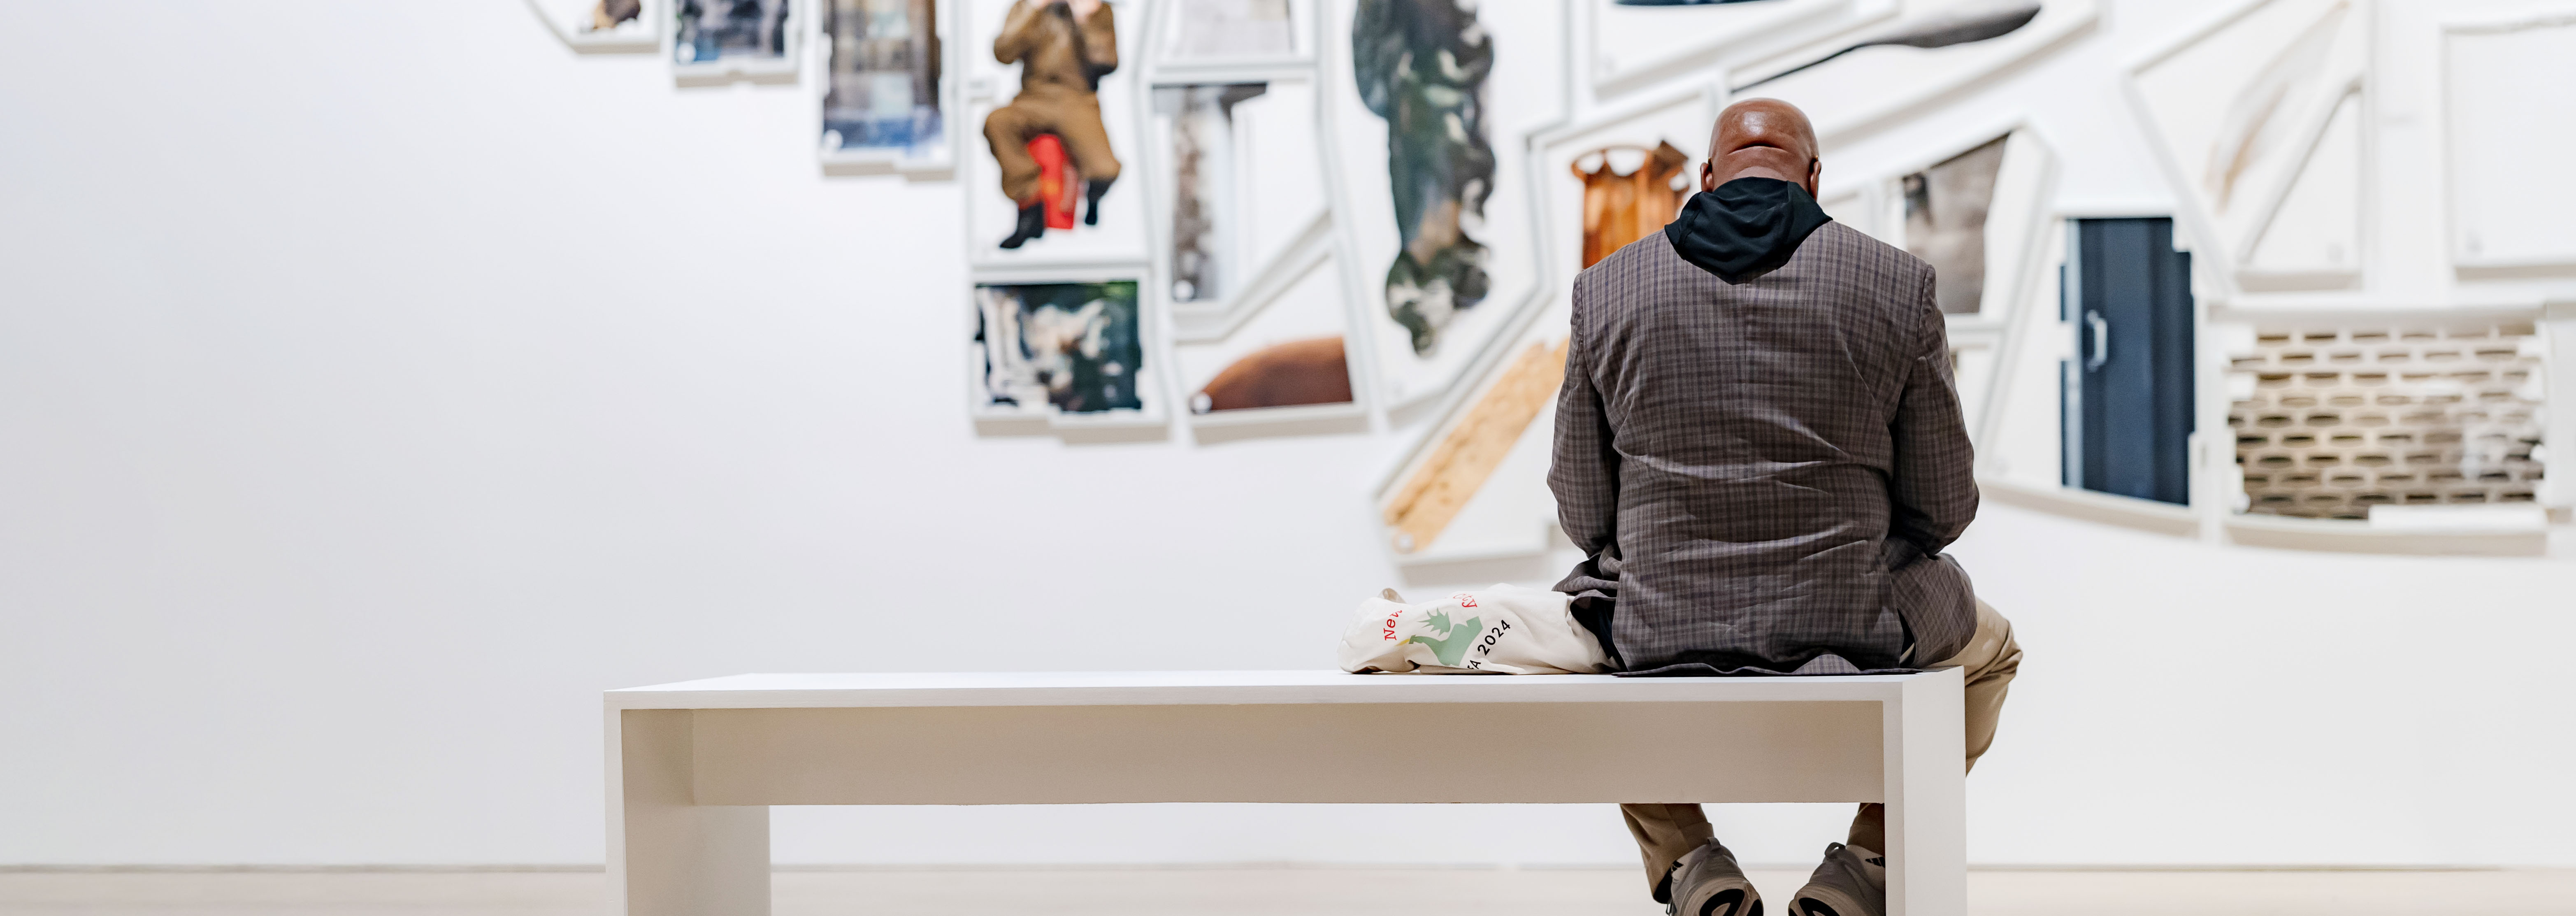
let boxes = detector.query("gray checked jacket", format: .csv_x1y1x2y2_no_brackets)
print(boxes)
1549,221,1981,677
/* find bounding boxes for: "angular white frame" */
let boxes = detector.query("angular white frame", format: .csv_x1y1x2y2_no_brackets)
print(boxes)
1359,85,1720,570
1581,0,1879,101
527,0,668,53
2234,86,2367,292
2122,0,2371,295
1135,1,1370,439
1730,0,2102,146
1319,0,1574,420
1814,118,2057,450
1143,87,1371,436
1828,123,2059,337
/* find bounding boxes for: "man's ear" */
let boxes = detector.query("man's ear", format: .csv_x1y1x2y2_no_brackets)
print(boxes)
1699,161,1717,193
1805,158,1822,197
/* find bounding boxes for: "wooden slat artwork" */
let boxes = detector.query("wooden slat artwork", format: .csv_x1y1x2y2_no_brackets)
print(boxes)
1380,337,1570,553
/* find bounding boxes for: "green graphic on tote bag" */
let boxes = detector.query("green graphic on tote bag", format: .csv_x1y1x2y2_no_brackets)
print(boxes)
1398,609,1484,667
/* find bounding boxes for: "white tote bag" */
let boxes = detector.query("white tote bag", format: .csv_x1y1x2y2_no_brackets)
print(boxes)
1337,584,1613,674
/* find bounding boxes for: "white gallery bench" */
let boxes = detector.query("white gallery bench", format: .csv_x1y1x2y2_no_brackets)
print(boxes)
606,669,1965,916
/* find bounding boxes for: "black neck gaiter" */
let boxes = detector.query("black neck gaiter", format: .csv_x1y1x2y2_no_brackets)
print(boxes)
1662,177,1833,282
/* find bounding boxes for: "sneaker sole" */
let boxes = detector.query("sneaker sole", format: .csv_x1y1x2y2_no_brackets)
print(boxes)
1684,885,1765,916
1793,887,1871,916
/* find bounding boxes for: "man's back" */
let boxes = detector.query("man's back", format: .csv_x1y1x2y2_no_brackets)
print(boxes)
1576,100,2018,916
1550,220,1979,676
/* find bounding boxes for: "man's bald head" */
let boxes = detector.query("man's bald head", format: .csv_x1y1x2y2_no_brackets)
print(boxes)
1701,98,1821,195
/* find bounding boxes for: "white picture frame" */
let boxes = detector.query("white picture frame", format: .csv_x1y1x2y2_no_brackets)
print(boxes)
671,0,806,85
960,0,1153,270
1141,66,1370,438
1154,0,1316,75
967,267,1171,437
1836,125,2058,333
816,0,964,177
2442,11,2576,277
1319,0,1572,419
1583,0,1873,100
2123,0,2370,293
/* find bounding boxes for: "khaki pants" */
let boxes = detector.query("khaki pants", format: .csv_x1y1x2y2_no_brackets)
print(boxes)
1620,600,2023,898
983,88,1121,205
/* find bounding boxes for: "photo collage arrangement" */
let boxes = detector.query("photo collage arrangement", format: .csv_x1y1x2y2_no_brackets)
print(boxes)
525,0,2111,563
962,0,1358,437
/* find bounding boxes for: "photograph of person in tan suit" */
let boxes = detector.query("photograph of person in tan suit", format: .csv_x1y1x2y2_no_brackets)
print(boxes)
984,0,1122,249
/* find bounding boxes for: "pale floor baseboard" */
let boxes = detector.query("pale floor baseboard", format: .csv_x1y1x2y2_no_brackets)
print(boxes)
4,867,2574,915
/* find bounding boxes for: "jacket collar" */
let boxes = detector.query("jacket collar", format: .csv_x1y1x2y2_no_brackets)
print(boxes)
1661,177,1833,283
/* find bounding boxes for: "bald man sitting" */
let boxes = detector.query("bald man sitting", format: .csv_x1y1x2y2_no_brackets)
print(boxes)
1548,98,2023,916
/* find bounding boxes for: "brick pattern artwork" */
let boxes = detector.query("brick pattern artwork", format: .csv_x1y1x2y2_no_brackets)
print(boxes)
2230,324,2546,519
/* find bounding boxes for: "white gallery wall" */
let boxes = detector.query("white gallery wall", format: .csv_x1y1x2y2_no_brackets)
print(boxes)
2,0,2572,869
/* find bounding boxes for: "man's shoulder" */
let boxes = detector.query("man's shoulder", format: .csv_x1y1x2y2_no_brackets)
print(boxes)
1573,232,1686,298
1795,221,1933,286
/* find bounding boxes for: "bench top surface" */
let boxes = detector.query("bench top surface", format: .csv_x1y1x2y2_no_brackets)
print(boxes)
606,669,1945,709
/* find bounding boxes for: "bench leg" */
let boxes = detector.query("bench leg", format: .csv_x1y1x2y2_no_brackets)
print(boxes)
611,709,771,916
1883,667,1966,916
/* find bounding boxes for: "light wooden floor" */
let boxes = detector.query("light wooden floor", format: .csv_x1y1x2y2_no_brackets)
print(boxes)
4,867,2573,915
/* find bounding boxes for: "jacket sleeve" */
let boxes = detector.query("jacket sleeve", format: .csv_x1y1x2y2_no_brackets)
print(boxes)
992,0,1045,64
1548,280,1623,642
1076,3,1117,74
1884,267,1980,563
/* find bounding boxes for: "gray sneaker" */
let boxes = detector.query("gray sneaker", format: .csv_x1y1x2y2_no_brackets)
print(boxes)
1790,842,1886,916
1665,837,1763,916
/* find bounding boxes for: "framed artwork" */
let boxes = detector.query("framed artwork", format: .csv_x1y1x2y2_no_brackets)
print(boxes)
1324,0,1569,416
1569,142,1693,269
1368,317,1568,566
526,0,664,52
2234,87,2362,291
1361,88,1712,568
962,0,1152,268
1148,78,1334,328
1155,82,1278,306
2126,0,2367,290
674,0,802,82
1823,126,2057,451
1823,126,2055,330
1534,88,1717,280
1584,0,1858,99
1737,0,2100,144
1136,5,1360,438
819,0,958,174
970,278,1165,430
2444,12,2576,275
1168,253,1364,438
1899,135,2011,316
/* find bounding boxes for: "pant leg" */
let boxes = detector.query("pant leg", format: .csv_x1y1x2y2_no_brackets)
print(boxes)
1847,598,2022,851
1046,93,1121,185
1620,802,1712,902
983,100,1051,204
1954,598,2022,772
